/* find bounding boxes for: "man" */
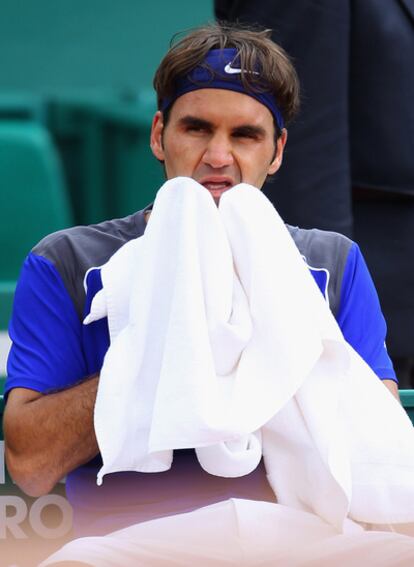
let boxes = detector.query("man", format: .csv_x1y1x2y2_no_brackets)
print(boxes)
3,22,398,540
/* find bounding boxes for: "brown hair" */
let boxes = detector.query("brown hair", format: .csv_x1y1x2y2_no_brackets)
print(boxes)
153,22,300,129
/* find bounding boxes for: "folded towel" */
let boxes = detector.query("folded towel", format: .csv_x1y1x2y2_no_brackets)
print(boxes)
85,177,414,531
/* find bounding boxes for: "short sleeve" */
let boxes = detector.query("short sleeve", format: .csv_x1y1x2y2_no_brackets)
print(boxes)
336,243,397,382
5,253,87,396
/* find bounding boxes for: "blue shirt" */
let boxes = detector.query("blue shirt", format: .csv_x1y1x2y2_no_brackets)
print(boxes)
6,242,396,396
4,215,396,535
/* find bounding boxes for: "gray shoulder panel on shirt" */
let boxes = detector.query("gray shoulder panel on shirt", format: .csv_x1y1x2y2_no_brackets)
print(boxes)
286,225,353,317
32,210,147,319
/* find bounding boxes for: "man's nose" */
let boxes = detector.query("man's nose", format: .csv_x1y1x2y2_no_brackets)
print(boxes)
201,134,234,168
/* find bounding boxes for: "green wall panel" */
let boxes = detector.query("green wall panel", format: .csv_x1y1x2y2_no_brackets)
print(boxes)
0,0,213,94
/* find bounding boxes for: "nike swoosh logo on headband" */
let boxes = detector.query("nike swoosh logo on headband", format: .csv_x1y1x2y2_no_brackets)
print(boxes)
224,63,242,74
224,63,259,76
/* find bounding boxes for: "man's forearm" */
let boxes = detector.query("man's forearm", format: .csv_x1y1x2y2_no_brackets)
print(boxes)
382,379,400,402
4,375,99,497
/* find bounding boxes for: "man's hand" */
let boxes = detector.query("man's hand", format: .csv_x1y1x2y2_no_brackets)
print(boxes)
3,375,99,497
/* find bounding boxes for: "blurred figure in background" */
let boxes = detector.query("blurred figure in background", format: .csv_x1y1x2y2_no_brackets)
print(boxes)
216,0,414,387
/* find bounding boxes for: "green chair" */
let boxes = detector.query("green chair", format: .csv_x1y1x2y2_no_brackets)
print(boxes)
400,389,414,425
0,121,74,280
47,93,164,225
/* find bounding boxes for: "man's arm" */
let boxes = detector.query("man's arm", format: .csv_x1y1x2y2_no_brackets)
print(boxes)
4,253,102,496
382,379,400,401
335,243,400,394
4,375,99,497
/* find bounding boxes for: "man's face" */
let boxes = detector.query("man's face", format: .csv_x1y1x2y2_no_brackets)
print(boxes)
150,88,287,204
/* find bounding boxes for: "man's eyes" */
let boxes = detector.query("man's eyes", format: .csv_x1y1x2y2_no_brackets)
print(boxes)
186,125,208,132
232,131,261,140
182,124,262,139
183,123,211,134
233,132,257,139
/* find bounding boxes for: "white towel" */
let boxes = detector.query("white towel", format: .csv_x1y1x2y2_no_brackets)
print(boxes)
40,499,414,567
85,177,414,531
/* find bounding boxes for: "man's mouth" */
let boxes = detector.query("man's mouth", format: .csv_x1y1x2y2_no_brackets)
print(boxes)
199,178,234,194
202,181,232,192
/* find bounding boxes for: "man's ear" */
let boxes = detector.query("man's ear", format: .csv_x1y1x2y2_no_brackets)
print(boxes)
268,128,288,175
150,111,165,161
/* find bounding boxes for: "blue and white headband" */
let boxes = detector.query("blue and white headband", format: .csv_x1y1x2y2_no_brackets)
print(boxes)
160,48,285,130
